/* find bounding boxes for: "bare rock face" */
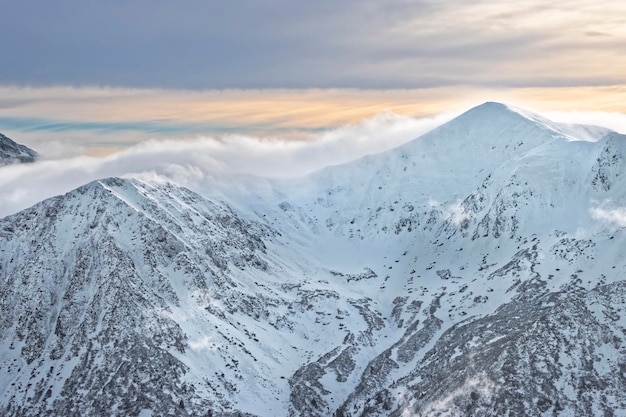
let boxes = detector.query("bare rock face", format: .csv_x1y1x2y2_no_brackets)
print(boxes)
0,132,37,165
2,103,626,416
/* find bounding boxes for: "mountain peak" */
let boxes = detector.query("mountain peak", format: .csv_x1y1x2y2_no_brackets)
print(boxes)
456,101,536,123
298,101,576,206
429,101,611,146
472,100,508,110
0,132,38,166
69,177,134,201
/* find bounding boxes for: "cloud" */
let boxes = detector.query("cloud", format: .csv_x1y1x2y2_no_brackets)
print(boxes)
443,201,471,226
2,89,626,219
541,111,626,134
0,1,625,89
0,85,476,156
188,336,220,352
0,110,454,217
2,85,626,160
590,203,626,227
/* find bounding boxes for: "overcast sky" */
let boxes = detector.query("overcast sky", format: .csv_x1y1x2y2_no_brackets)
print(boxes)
2,0,625,90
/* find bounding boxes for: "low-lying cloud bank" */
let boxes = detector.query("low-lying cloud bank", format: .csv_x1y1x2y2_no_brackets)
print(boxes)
0,111,454,217
2,106,626,219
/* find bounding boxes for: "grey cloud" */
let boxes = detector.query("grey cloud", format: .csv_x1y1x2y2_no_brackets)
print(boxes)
0,0,624,89
585,31,612,37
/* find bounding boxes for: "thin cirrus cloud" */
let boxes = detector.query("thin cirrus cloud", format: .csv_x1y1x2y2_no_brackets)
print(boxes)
2,85,626,159
0,85,483,159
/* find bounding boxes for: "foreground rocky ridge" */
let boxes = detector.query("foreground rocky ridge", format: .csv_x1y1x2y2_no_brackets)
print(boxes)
1,103,626,416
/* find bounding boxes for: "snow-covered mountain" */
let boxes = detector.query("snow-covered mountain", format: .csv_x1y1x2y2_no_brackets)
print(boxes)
0,132,37,166
2,102,626,416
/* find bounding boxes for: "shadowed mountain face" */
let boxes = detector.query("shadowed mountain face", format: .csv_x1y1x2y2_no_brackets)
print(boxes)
0,133,37,166
1,103,626,416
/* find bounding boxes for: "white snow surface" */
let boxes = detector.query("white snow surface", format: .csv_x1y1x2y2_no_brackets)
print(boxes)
1,102,626,416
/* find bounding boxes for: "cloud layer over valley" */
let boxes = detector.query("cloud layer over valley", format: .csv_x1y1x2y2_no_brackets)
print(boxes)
0,110,453,217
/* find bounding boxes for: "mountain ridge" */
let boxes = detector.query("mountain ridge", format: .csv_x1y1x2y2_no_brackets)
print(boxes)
2,102,626,416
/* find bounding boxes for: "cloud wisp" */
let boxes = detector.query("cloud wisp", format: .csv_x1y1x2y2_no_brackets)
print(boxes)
541,110,626,134
0,85,474,156
0,110,454,217
590,202,626,227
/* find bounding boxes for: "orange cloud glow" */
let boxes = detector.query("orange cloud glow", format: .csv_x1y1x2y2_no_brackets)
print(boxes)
1,85,625,156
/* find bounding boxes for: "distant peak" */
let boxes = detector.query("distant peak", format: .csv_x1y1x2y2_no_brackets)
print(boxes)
478,101,507,108
443,101,540,129
0,132,38,166
456,102,569,134
472,101,527,114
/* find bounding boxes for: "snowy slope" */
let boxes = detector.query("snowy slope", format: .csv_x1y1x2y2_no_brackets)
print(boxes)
2,102,626,417
0,178,401,416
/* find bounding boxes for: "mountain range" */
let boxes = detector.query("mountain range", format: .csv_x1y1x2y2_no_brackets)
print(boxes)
1,102,626,416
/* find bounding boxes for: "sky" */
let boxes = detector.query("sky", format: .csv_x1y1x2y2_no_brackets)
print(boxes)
1,0,626,215
1,0,626,152
2,1,626,90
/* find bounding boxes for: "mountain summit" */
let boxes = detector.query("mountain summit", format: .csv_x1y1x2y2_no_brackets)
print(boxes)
1,103,626,416
0,132,37,166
